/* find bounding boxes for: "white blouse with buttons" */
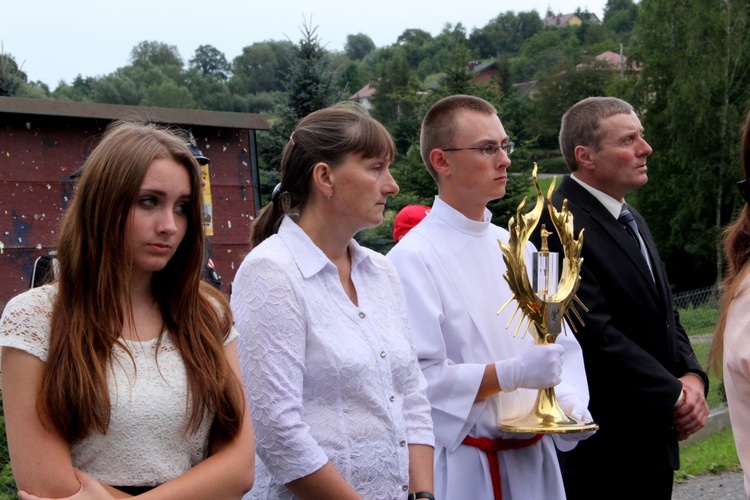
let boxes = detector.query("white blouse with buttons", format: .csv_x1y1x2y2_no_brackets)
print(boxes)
231,216,434,499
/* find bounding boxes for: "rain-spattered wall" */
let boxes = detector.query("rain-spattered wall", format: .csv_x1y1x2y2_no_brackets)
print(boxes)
0,96,268,308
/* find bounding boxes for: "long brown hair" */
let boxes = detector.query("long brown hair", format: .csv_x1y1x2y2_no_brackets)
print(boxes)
709,110,750,375
42,121,244,443
250,102,395,248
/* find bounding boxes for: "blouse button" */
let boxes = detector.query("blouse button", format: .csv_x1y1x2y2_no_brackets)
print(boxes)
389,394,395,402
358,311,366,319
380,351,387,358
400,439,406,447
402,485,409,492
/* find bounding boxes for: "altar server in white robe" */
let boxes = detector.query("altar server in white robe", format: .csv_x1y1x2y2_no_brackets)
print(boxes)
388,94,593,500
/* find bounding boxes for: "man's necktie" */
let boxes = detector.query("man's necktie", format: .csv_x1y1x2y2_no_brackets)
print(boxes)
618,205,641,248
618,204,654,280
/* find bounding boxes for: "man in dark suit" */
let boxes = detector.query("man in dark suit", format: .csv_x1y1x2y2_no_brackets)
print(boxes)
532,97,709,499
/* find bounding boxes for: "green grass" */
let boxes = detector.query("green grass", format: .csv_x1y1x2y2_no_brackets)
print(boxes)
676,427,741,481
679,304,720,337
0,411,14,499
670,303,737,482
690,341,725,409
526,176,556,201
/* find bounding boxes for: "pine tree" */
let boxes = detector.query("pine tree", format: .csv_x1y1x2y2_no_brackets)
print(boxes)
257,18,343,203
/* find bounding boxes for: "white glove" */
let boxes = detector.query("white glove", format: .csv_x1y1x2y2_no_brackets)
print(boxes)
495,343,564,393
557,392,592,422
554,392,597,451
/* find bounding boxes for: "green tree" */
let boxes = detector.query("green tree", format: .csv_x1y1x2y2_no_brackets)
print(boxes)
530,61,618,148
142,80,196,108
468,11,544,58
371,49,422,155
0,51,27,96
230,40,293,95
183,68,240,111
257,19,342,199
285,23,340,121
397,28,435,69
603,0,639,42
52,75,96,101
371,49,413,125
245,91,281,113
345,33,376,60
359,45,397,84
441,43,479,96
337,60,364,94
130,41,184,70
627,0,750,289
91,73,142,105
392,24,471,82
19,80,50,99
512,27,582,81
117,64,170,89
390,145,438,207
419,23,471,79
189,44,231,80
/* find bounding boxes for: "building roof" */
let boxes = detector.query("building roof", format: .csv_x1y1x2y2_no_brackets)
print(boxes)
0,96,270,130
544,13,581,27
574,50,637,71
543,12,600,27
349,83,376,100
470,61,497,74
596,50,623,66
511,80,538,98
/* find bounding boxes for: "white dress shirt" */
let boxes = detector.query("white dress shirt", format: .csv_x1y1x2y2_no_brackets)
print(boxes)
232,216,434,499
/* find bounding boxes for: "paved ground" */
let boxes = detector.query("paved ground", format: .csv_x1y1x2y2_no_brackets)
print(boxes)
672,470,745,499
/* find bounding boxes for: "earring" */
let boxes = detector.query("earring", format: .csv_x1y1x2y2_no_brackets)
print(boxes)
327,191,333,200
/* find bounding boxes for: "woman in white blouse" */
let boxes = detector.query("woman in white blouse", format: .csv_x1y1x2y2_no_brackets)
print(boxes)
0,121,254,498
231,103,435,499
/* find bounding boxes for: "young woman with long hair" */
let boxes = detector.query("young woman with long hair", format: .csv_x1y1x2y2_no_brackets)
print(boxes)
231,103,435,499
0,121,254,499
710,109,750,498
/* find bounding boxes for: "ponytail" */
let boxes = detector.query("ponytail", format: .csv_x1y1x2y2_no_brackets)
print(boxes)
250,191,287,248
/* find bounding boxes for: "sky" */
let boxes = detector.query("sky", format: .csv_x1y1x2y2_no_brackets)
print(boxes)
3,0,607,90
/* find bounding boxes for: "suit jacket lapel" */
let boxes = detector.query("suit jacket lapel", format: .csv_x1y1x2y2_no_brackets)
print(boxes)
557,177,661,298
630,207,671,308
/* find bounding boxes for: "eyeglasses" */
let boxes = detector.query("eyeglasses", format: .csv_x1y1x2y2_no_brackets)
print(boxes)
442,142,515,157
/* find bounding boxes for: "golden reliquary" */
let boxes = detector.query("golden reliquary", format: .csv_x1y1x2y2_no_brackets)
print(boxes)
497,165,597,434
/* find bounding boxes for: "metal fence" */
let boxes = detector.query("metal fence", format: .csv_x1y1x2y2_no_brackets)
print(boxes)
0,285,725,497
673,285,721,339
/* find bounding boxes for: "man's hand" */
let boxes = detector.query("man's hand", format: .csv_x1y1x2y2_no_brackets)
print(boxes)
673,374,709,441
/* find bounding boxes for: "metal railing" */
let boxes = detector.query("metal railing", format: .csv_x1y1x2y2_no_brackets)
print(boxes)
673,285,721,339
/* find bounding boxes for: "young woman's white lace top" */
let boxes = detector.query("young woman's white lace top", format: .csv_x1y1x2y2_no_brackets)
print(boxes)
231,216,434,499
0,284,238,487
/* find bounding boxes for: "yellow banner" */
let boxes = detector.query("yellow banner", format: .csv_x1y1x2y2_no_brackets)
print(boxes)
201,164,214,236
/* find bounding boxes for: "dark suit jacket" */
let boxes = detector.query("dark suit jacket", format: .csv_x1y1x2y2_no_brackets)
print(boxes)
531,176,708,476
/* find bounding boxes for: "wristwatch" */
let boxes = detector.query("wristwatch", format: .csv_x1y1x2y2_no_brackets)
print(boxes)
407,493,435,500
